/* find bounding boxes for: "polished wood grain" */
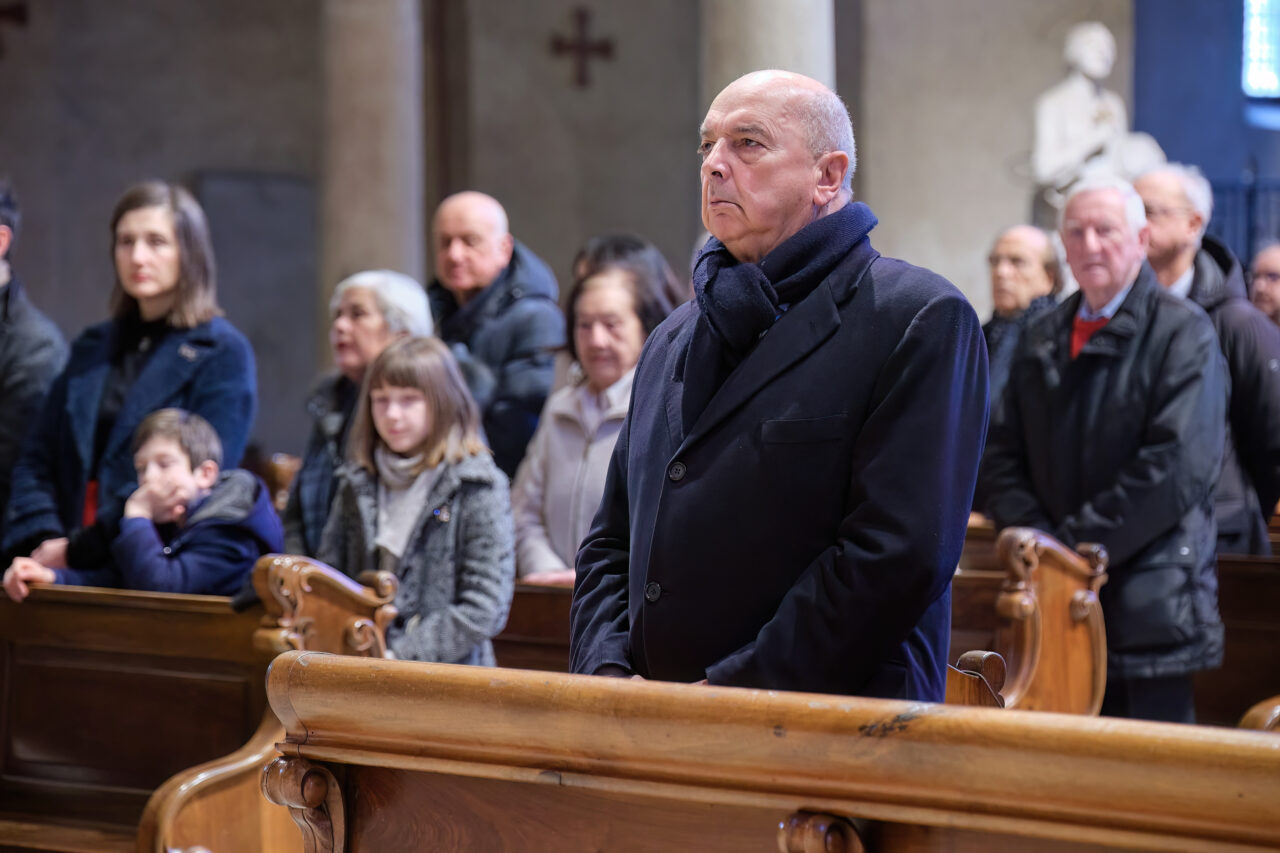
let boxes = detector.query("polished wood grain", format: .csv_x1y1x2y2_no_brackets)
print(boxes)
0,584,267,843
990,527,1108,714
1238,694,1280,731
264,651,1280,852
137,555,396,853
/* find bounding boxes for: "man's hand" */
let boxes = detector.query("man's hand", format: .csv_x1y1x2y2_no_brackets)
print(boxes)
30,537,68,569
125,480,188,523
3,557,56,602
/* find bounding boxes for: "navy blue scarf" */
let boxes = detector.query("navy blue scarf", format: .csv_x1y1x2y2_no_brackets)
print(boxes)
681,202,878,435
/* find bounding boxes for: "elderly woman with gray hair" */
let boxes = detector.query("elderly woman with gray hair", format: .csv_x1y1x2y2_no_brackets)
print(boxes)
282,270,433,555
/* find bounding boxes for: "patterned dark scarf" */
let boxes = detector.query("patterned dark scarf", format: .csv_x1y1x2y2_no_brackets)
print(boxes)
682,202,878,435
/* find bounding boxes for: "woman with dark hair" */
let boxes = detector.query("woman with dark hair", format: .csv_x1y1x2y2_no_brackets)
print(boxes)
2,180,257,571
511,244,678,584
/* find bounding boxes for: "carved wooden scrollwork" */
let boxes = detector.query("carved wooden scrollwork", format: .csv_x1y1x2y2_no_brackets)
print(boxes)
776,811,865,853
991,528,1110,714
251,555,398,657
262,756,345,853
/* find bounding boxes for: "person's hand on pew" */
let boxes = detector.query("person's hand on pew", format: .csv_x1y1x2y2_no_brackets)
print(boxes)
30,537,68,569
3,557,56,602
522,569,576,587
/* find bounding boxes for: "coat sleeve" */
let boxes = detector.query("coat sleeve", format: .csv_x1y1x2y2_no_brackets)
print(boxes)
184,328,258,471
510,415,570,577
0,327,66,534
483,299,564,475
387,475,516,663
1052,316,1227,565
1220,302,1280,514
2,367,73,559
314,480,352,574
979,337,1056,531
569,383,636,676
704,290,990,692
109,517,260,595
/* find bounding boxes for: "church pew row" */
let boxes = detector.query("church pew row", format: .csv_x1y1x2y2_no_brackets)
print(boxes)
261,650,1280,853
967,519,1280,726
0,555,395,853
494,526,1110,715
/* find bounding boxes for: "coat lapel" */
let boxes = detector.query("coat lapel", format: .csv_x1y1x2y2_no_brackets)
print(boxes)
679,279,842,453
64,327,115,473
104,325,214,464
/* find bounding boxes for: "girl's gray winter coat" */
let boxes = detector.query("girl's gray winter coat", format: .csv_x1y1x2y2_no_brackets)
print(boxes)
318,453,515,665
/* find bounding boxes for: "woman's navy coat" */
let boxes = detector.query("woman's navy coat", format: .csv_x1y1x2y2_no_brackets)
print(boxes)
570,236,989,701
3,316,257,557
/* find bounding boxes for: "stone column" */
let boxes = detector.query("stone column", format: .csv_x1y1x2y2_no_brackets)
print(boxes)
319,0,424,369
699,0,836,107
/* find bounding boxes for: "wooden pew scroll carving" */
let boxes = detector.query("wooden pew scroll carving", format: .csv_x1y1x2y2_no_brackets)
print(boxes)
261,756,345,853
138,556,396,853
777,810,866,853
993,528,1108,714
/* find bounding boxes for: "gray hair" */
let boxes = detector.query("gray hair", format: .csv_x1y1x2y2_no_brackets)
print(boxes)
1142,163,1214,235
330,269,433,337
798,86,857,192
1060,175,1148,234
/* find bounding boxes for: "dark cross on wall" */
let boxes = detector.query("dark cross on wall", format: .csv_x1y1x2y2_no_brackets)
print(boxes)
0,1,27,60
550,7,614,89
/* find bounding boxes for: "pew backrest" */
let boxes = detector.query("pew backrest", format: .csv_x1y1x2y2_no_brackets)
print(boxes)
136,556,396,853
261,652,1280,852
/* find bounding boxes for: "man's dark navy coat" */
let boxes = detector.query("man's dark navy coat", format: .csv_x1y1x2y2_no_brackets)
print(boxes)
570,221,989,701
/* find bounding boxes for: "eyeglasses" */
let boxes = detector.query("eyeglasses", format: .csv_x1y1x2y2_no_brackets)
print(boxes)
1248,270,1280,286
1143,205,1192,220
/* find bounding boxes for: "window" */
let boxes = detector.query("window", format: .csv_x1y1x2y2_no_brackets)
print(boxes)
1245,0,1280,97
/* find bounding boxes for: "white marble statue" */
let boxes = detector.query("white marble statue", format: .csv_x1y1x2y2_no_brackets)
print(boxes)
1032,22,1165,207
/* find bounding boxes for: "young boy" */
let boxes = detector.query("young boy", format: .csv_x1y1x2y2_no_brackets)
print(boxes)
2,409,283,601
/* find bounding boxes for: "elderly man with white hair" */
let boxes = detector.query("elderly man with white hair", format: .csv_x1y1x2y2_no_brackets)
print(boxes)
981,176,1227,723
1135,164,1280,555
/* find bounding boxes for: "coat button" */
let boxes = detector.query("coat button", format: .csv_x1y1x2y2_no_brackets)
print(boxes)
162,546,172,555
1179,546,1190,556
644,581,662,602
668,461,687,481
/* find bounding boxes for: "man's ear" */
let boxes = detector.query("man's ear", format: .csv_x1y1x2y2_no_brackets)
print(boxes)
0,224,12,261
813,151,849,207
499,232,515,267
194,460,220,490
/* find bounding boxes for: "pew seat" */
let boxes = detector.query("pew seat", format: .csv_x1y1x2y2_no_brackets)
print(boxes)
261,652,1280,852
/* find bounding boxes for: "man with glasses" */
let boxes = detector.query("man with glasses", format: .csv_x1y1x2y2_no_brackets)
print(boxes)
1135,165,1280,554
1249,243,1280,327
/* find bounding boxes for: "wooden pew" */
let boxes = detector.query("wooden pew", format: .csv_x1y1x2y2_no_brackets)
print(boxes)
135,556,396,853
260,652,1280,852
0,554,394,853
0,584,269,852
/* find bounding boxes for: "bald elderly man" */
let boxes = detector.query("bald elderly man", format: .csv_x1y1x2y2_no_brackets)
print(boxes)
983,225,1060,409
428,192,564,476
570,70,988,699
1135,165,1280,554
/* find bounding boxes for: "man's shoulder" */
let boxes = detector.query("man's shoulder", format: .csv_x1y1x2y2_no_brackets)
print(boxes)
858,254,979,327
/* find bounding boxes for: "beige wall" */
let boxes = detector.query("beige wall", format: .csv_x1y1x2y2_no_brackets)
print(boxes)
457,0,701,291
857,1,1133,319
